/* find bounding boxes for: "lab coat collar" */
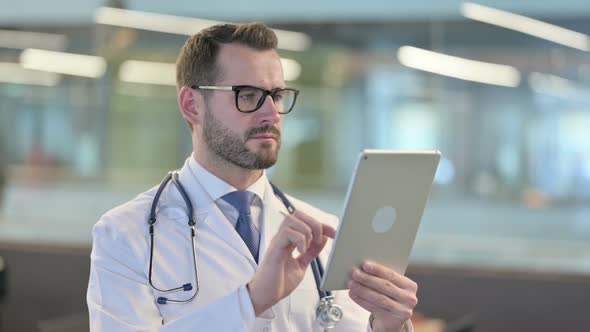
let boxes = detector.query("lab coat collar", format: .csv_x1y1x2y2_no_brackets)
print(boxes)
187,156,267,203
164,156,288,267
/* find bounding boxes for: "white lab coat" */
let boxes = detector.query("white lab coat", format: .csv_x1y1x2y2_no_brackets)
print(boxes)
87,158,372,331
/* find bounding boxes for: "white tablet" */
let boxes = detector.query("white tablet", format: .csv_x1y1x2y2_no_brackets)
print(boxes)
320,149,440,291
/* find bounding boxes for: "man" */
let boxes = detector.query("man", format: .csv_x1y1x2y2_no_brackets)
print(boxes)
87,22,417,332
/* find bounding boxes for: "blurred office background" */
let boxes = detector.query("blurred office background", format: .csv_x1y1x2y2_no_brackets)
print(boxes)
0,0,589,331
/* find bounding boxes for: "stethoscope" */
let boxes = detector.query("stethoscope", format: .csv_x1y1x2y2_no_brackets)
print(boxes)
147,170,343,328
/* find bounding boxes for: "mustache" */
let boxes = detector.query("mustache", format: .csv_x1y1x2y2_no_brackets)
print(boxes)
245,125,281,139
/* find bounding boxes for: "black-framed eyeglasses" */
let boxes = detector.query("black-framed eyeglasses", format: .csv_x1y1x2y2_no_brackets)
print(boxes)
192,85,299,114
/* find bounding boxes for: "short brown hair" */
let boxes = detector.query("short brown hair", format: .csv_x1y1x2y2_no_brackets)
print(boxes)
176,22,278,92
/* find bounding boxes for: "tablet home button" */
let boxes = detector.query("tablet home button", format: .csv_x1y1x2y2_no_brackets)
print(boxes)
371,206,397,233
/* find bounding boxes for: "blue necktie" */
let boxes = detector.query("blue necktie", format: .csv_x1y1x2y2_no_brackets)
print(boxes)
222,191,260,263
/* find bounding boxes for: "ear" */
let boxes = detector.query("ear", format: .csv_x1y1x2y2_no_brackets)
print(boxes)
178,86,202,127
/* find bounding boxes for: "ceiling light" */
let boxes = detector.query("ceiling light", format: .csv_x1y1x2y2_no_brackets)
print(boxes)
20,49,107,78
95,7,311,51
397,46,521,87
0,62,60,86
461,2,590,51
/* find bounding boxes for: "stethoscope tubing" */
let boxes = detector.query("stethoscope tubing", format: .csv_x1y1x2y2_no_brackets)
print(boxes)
148,171,331,304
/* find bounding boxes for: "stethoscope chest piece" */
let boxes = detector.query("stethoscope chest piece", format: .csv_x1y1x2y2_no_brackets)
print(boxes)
316,295,343,329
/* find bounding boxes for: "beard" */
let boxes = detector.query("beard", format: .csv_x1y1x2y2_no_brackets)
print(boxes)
202,108,281,170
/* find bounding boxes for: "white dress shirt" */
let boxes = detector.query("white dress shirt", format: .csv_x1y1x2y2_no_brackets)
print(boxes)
190,157,266,232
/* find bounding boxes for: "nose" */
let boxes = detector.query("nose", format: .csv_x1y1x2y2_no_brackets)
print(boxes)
257,95,281,125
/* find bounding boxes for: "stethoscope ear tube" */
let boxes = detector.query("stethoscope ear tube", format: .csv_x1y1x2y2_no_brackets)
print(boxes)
148,171,199,304
171,172,196,226
149,172,174,225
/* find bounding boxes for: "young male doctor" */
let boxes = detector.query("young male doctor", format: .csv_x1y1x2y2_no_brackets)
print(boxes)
87,22,418,332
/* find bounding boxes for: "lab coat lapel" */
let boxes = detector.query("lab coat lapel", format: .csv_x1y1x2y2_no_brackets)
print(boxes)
173,159,257,266
203,204,258,266
259,181,289,264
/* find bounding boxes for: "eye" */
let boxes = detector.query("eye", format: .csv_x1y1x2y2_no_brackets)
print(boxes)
273,91,286,101
237,87,262,102
239,93,256,101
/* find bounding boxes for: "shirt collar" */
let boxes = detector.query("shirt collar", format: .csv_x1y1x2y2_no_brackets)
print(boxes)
188,154,267,202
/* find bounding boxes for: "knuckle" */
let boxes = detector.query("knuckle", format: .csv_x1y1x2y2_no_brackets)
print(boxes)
295,210,310,222
405,308,414,320
385,270,399,281
296,232,305,242
383,280,393,290
408,295,418,308
378,296,390,308
355,270,367,282
281,217,294,229
280,227,290,238
304,224,313,236
300,234,309,245
287,215,299,225
310,224,319,236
